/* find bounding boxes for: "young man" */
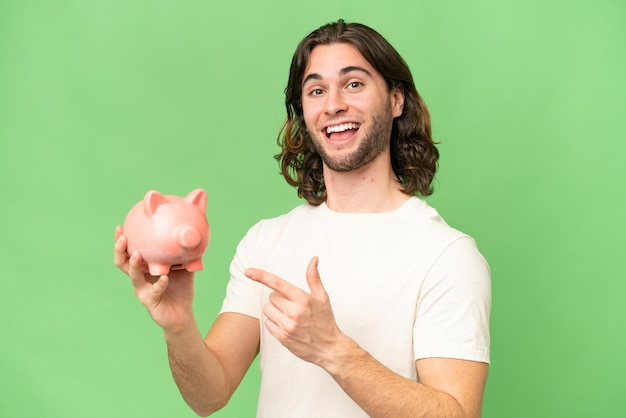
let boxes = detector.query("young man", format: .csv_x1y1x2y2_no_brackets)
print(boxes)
115,20,491,417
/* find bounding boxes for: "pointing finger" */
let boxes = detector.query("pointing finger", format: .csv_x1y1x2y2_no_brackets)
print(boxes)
245,268,302,300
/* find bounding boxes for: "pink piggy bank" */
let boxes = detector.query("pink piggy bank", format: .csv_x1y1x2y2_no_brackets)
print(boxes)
123,189,210,276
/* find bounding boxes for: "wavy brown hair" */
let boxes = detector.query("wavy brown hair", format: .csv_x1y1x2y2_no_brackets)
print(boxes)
275,20,438,205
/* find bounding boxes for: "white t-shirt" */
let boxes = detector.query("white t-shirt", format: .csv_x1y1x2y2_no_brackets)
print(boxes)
220,197,491,417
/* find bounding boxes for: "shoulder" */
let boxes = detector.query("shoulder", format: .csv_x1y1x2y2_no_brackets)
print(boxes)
248,203,317,232
400,197,470,246
239,203,319,246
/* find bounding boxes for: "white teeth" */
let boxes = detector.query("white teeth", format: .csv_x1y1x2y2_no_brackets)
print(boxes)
326,122,360,135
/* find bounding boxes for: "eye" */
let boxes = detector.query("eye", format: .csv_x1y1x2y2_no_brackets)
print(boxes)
307,88,324,97
347,81,363,89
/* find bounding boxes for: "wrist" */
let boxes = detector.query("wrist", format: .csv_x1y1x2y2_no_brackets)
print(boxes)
320,334,366,376
163,316,201,344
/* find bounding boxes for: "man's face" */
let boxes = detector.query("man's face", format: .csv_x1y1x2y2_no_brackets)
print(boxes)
301,42,404,172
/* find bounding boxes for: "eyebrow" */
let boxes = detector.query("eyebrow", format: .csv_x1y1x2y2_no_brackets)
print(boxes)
302,65,373,86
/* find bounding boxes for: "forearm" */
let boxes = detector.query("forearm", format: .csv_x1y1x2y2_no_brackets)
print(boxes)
165,322,231,416
322,337,469,418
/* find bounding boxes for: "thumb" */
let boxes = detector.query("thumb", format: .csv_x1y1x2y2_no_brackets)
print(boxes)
142,275,169,311
305,256,326,299
151,275,169,298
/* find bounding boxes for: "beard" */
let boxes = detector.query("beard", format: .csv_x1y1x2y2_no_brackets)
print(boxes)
308,104,394,172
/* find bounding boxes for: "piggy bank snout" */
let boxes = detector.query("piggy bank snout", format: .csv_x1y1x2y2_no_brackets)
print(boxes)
177,225,202,249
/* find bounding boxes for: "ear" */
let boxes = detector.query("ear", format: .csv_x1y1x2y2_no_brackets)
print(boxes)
390,86,405,119
143,190,169,217
185,188,207,212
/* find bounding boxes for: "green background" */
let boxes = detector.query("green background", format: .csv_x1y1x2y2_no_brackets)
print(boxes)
1,0,624,417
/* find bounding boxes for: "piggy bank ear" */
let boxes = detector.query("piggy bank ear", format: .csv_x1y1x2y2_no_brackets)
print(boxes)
143,190,169,217
185,188,207,212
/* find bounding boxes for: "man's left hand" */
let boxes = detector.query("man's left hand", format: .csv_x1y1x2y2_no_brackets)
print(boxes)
245,257,344,367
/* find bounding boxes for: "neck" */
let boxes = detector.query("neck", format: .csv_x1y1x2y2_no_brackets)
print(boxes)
323,151,411,213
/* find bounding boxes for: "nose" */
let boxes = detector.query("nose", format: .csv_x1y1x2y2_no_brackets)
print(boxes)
177,225,201,249
324,88,347,115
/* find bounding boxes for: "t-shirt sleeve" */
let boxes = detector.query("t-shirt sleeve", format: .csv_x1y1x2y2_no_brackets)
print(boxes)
219,226,264,320
413,236,491,363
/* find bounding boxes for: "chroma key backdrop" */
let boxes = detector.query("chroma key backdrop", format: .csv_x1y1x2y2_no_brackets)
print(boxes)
1,1,624,417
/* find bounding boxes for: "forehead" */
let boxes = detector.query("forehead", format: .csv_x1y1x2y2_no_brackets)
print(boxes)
303,42,378,81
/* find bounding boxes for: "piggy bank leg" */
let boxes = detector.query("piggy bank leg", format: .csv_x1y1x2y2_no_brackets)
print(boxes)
185,259,204,272
148,263,171,276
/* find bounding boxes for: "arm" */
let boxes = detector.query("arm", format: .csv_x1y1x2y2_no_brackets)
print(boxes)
114,227,259,416
323,338,487,418
165,312,259,416
246,257,487,418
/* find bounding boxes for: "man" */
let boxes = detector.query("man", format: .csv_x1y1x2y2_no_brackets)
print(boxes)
114,20,491,417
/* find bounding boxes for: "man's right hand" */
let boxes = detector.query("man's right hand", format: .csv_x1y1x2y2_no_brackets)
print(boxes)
114,225,196,334
113,226,260,416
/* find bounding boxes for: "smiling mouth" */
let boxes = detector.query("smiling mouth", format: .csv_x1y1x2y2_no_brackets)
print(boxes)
325,122,361,139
